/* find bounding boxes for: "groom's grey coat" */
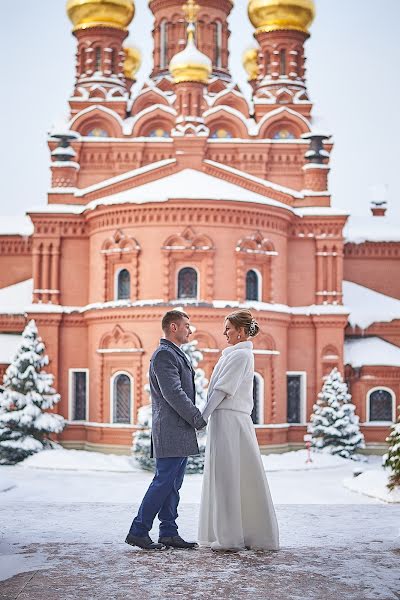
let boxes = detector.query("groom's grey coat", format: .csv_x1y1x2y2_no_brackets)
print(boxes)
149,339,206,458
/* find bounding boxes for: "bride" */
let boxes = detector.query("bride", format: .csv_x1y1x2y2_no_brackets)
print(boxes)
198,309,279,552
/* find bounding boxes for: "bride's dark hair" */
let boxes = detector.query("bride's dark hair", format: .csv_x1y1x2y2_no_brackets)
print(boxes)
225,309,260,338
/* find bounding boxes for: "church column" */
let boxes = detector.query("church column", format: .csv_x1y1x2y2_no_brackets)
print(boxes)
32,245,42,303
41,244,51,304
50,243,61,305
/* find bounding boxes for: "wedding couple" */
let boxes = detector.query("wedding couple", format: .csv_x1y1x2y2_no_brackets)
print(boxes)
125,309,279,552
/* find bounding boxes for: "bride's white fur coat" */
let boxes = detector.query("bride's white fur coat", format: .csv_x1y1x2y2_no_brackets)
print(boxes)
198,341,280,551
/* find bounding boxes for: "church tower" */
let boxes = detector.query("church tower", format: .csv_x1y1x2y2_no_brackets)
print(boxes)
247,0,315,121
149,0,233,83
66,0,139,117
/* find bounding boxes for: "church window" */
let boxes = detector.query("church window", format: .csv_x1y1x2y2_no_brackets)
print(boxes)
178,267,198,299
69,369,88,421
273,129,295,140
149,128,170,138
368,388,394,422
87,127,109,137
116,269,131,300
265,51,270,76
251,374,264,424
112,373,132,424
211,128,233,139
160,20,168,69
279,49,286,76
95,46,102,72
111,48,118,74
214,21,223,68
246,269,260,301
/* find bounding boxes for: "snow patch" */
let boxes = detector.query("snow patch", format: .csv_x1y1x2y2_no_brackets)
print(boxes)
0,279,33,314
345,337,400,368
262,449,349,472
20,448,138,472
343,280,400,329
343,470,400,503
0,215,33,236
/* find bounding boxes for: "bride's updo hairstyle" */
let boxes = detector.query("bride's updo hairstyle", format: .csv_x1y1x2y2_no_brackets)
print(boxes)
225,309,260,338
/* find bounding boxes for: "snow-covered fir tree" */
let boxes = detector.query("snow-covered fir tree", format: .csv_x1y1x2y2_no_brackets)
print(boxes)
383,405,400,490
132,340,208,474
307,367,365,460
0,320,65,465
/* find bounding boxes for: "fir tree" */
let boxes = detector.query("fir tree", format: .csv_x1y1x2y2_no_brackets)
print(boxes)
308,367,365,460
383,405,400,490
0,320,65,465
132,340,208,474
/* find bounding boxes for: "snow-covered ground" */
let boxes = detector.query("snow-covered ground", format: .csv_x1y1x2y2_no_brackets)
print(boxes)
344,470,400,504
1,449,399,599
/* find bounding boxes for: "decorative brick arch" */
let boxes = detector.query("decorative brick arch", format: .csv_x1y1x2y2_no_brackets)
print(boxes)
98,325,144,424
236,231,277,302
132,106,175,138
205,106,249,139
257,107,310,139
212,90,250,117
70,106,123,138
131,87,171,115
101,229,140,302
162,227,214,302
99,325,142,351
321,345,340,376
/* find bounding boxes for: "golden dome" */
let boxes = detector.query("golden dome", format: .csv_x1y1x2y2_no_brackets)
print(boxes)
248,0,315,34
169,26,212,84
123,46,141,79
242,48,259,81
66,0,135,32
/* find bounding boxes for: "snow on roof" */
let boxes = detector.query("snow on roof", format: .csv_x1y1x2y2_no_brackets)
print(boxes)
81,169,296,213
0,333,22,364
344,215,400,244
343,281,400,329
0,279,33,314
344,337,400,368
0,216,33,236
28,204,85,215
75,158,177,198
204,159,303,199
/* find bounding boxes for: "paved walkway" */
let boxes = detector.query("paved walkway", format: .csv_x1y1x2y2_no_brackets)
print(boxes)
1,503,399,600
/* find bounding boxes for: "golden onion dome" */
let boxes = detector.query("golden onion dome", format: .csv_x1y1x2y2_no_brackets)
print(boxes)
66,0,135,32
169,24,212,84
242,48,259,81
123,46,141,79
248,0,315,34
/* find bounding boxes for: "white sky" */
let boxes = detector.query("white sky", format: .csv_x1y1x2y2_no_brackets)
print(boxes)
0,0,398,218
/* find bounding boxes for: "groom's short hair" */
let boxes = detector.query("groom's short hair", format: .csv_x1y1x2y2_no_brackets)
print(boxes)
162,310,189,333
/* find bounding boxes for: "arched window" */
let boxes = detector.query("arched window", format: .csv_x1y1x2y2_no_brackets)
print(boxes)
214,21,222,68
95,46,102,72
264,51,270,76
111,48,118,74
87,127,109,137
160,20,168,69
80,47,87,75
112,373,132,424
368,388,394,422
279,49,286,76
211,128,233,139
116,269,130,300
251,374,264,425
246,269,260,302
178,267,198,299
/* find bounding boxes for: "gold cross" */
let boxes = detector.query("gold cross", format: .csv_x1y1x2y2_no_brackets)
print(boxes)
182,0,200,25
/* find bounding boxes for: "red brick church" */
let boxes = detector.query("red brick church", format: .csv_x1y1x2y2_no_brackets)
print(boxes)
0,0,399,453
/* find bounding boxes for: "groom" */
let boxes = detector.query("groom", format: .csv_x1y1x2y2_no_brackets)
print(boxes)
126,310,207,550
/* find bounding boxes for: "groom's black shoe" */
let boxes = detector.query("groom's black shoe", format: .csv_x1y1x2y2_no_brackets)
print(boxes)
125,533,165,550
158,535,198,549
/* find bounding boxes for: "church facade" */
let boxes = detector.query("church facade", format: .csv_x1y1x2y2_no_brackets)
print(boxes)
1,0,399,453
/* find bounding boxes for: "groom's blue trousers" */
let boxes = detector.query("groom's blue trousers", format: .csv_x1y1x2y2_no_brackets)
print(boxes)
129,457,188,537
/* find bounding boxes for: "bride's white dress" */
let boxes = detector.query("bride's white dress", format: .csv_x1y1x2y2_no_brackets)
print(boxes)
198,341,279,551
